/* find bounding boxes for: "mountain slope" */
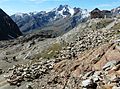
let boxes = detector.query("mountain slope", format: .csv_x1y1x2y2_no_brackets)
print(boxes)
0,9,22,40
0,16,120,89
11,5,89,34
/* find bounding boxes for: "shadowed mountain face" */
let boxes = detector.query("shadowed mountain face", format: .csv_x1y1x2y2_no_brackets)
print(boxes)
0,9,22,40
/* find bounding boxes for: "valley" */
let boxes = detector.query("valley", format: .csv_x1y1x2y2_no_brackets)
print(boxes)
0,4,120,89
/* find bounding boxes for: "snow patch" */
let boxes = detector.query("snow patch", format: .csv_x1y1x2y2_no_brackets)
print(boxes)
81,9,90,18
15,13,24,18
67,6,74,16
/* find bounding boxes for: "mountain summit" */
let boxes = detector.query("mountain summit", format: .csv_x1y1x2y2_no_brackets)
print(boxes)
0,9,22,40
54,5,75,17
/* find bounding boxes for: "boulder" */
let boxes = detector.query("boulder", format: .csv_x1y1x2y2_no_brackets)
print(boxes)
82,78,97,89
102,60,119,71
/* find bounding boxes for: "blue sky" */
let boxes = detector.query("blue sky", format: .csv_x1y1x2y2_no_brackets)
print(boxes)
0,0,120,15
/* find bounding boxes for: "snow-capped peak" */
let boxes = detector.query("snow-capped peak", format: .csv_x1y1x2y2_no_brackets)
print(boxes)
15,13,24,17
81,9,90,18
53,5,75,17
11,5,90,33
111,6,120,15
67,6,75,16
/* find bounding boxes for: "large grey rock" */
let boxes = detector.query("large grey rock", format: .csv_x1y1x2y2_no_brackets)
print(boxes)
26,83,33,89
82,78,97,89
102,60,120,71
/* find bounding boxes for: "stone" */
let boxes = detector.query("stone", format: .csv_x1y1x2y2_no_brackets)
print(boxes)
66,47,71,50
17,83,21,87
93,71,102,76
111,77,120,83
93,77,100,82
0,68,3,74
26,83,33,89
7,78,18,85
83,71,95,79
111,64,120,71
18,67,24,72
102,60,119,71
82,78,97,89
12,56,17,61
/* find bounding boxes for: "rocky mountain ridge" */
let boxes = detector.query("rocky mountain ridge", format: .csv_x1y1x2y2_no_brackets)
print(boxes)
10,5,120,38
11,5,89,34
0,9,22,40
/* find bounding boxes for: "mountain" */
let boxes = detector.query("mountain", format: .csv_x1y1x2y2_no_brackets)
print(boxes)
11,5,89,35
111,6,120,16
0,9,22,40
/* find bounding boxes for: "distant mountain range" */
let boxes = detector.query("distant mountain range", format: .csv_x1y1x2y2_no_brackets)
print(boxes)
11,5,89,35
0,9,22,40
112,6,120,16
0,5,120,40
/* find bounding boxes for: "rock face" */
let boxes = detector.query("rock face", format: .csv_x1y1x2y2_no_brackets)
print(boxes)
0,9,22,40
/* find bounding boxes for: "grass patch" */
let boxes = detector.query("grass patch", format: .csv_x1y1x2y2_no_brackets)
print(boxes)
117,15,120,19
112,22,120,30
36,42,67,59
90,19,113,30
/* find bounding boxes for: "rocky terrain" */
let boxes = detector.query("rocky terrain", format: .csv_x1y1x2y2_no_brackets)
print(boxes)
0,9,22,40
0,16,120,89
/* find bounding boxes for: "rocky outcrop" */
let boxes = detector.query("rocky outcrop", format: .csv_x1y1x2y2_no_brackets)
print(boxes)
0,9,22,40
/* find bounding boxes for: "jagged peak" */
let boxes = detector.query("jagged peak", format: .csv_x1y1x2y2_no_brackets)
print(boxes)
51,5,75,17
57,5,69,11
